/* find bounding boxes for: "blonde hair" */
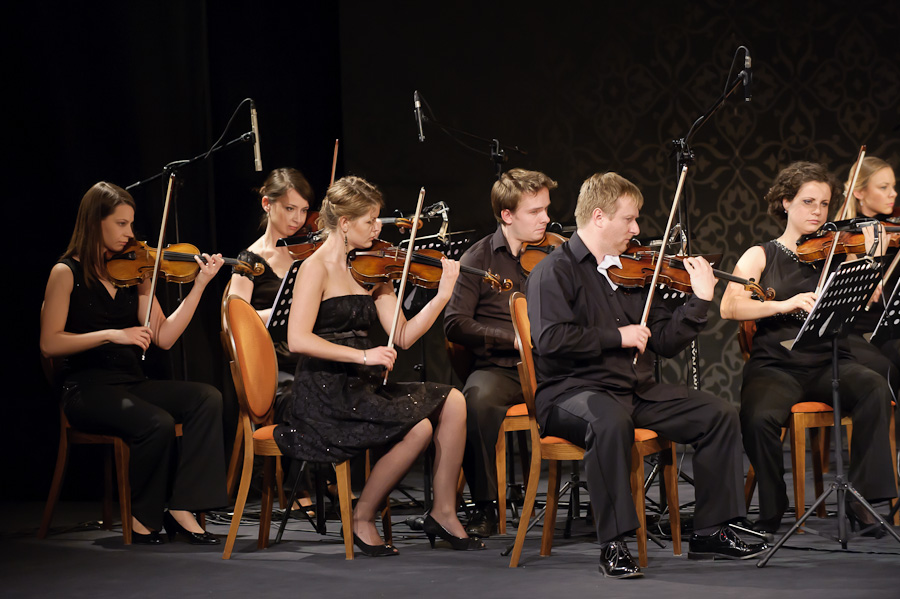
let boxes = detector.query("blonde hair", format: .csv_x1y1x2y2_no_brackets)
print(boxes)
491,168,557,223
844,156,894,218
317,176,384,232
575,172,643,228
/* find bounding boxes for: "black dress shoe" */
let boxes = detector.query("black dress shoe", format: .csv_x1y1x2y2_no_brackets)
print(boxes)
598,541,643,579
131,530,163,545
846,498,887,539
163,511,220,545
464,508,498,538
688,524,768,560
423,515,486,550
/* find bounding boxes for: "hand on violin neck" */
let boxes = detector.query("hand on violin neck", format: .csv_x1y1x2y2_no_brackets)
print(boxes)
619,324,650,354
193,253,224,288
682,256,716,301
434,256,460,302
861,222,889,258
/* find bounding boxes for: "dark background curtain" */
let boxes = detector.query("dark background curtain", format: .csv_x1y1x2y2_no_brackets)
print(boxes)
4,0,899,500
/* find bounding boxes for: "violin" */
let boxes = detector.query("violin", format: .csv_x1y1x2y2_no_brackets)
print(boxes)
298,210,320,235
380,216,424,233
107,238,264,288
348,240,513,292
276,230,325,261
610,251,775,302
795,225,900,263
519,231,568,275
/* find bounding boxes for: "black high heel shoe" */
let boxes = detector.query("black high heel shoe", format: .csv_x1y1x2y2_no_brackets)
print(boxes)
422,514,485,551
845,498,886,539
352,533,399,557
131,530,163,545
163,511,220,545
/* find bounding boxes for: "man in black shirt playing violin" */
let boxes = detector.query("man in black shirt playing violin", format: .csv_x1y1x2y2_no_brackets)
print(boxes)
526,172,765,578
444,168,557,538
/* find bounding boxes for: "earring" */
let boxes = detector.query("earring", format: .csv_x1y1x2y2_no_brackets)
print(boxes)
344,233,348,252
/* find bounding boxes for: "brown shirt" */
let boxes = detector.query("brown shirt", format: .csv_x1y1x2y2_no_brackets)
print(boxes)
444,226,527,368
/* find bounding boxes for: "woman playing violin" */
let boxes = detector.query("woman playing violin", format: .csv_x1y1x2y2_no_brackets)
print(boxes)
842,157,900,390
39,182,227,544
273,175,484,555
720,162,896,534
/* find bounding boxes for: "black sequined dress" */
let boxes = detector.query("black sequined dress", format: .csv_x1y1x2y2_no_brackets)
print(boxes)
273,294,452,463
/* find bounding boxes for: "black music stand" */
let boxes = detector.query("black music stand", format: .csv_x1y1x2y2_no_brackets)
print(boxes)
758,258,900,567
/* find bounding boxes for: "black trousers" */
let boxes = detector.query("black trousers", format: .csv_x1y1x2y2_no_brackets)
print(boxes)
543,389,745,544
64,379,228,531
461,366,523,504
741,362,896,524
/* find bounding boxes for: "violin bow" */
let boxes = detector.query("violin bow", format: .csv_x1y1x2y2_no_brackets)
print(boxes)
140,172,177,359
815,145,865,296
634,165,689,365
383,187,426,384
330,139,339,186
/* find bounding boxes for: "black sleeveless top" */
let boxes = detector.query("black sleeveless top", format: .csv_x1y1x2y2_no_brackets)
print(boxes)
60,257,145,386
233,249,296,371
747,241,850,374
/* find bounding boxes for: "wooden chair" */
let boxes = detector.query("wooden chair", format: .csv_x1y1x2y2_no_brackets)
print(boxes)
38,356,184,545
447,340,530,534
740,321,899,525
507,292,681,568
220,280,285,507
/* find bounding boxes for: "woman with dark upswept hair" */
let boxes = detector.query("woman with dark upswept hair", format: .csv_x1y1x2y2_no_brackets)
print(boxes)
720,162,896,535
40,182,228,545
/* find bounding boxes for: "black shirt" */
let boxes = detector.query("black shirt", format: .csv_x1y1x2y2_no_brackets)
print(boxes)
444,226,528,368
525,232,711,428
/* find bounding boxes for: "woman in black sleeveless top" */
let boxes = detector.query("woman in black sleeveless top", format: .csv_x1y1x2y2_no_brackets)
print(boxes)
40,182,228,545
721,162,896,535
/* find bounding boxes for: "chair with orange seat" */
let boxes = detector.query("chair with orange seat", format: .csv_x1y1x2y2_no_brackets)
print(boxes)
446,340,531,535
222,294,363,559
507,292,681,568
740,320,899,525
38,356,187,545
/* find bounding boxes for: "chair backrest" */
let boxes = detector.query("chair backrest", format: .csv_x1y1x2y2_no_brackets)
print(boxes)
445,340,475,382
509,292,539,427
224,295,279,425
738,320,756,362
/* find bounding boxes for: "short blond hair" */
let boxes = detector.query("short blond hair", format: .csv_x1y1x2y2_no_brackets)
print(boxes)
575,172,643,228
491,168,557,223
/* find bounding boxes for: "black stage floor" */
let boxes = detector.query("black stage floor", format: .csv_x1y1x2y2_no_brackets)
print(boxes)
3,453,898,599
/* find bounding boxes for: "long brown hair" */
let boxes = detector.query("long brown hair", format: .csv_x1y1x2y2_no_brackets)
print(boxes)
61,182,135,288
258,167,315,228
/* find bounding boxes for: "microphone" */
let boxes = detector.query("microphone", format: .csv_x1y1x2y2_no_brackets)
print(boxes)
414,90,425,142
250,100,263,171
742,50,752,102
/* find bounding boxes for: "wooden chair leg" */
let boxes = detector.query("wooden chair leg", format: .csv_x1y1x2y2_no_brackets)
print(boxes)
890,412,899,525
335,460,355,560
516,430,531,486
495,426,508,535
790,419,807,522
509,439,542,568
275,458,286,510
744,464,757,512
631,445,648,568
113,440,132,544
541,459,562,557
222,431,254,559
225,423,243,499
662,444,681,555
38,430,70,539
258,454,275,549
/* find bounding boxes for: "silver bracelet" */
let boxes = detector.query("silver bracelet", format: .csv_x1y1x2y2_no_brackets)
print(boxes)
363,349,367,365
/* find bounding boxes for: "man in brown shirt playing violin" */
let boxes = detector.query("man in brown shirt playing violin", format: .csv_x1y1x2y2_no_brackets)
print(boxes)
527,172,766,578
444,168,557,537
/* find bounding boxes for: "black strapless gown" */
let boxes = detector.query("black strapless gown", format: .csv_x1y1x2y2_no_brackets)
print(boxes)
273,294,453,463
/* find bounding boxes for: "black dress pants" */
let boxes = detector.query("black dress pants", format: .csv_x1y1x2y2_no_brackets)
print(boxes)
461,367,523,504
64,379,228,531
740,362,896,524
543,388,745,544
